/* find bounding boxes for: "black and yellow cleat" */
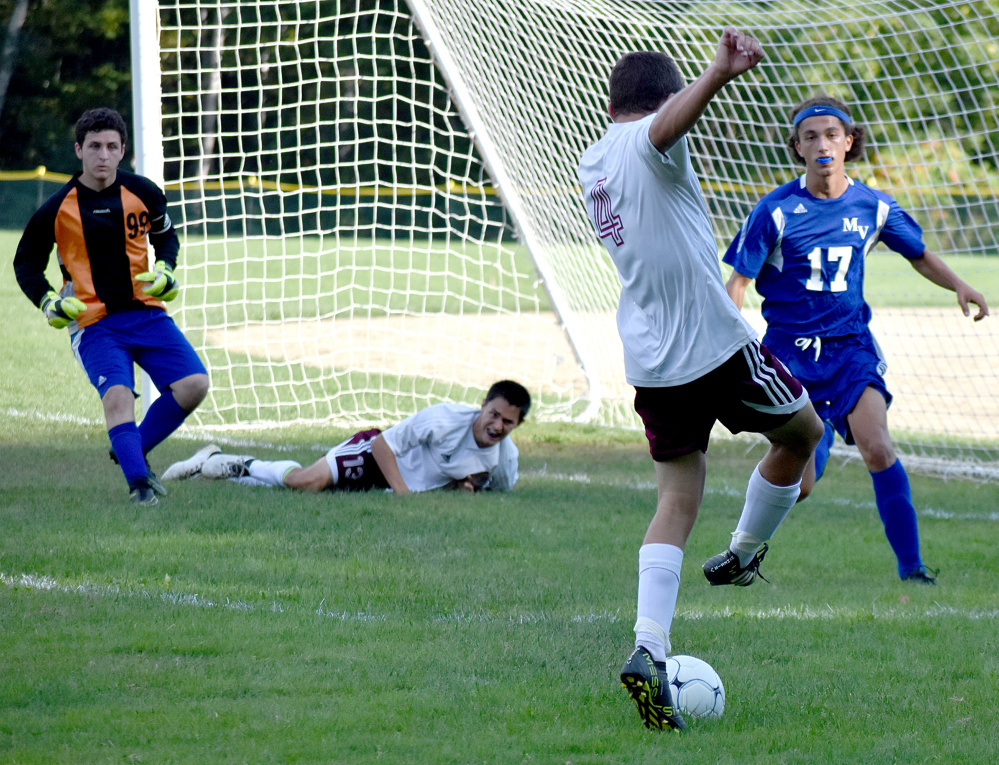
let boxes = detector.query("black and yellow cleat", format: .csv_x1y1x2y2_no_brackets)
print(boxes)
703,542,769,586
620,646,686,731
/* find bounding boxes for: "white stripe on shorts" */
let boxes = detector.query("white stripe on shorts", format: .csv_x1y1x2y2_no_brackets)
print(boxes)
741,341,797,408
324,431,378,485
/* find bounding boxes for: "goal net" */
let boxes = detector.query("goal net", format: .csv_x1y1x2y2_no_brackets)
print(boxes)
152,0,999,470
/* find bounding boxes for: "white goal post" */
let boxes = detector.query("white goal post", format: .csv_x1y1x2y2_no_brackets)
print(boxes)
141,0,999,471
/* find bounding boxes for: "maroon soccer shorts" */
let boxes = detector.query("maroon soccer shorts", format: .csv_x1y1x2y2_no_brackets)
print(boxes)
634,340,808,461
323,428,391,491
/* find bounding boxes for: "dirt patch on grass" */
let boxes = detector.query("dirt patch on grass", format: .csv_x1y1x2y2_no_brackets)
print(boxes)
207,306,999,441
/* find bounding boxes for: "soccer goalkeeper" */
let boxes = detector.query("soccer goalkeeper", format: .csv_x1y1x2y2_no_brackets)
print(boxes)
162,380,530,494
13,107,209,507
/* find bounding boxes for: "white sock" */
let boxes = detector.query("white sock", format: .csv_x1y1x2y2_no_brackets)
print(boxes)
245,459,301,488
731,463,801,567
634,543,683,662
232,476,274,488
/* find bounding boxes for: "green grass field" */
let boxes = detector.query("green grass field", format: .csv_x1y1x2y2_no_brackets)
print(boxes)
3,235,999,763
3,418,998,763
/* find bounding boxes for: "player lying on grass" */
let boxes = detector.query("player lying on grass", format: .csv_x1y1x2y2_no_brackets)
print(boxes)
723,95,990,584
163,380,530,494
13,107,209,507
578,28,824,732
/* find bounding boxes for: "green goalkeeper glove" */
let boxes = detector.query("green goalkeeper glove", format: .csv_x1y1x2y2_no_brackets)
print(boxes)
137,260,179,301
40,289,86,329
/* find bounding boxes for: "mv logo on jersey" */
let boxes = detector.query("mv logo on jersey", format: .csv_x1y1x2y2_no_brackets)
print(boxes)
591,178,624,246
842,217,870,239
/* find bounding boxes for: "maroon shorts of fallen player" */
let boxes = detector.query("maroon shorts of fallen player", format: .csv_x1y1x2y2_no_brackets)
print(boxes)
323,428,391,491
634,339,808,461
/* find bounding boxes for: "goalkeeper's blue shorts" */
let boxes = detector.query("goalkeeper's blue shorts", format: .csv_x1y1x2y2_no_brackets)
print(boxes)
763,326,892,446
72,308,207,399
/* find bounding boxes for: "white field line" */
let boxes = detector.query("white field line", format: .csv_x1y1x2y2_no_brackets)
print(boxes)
9,406,999,481
0,571,267,613
5,408,991,520
522,469,999,521
7,407,995,516
829,448,999,482
4,407,100,426
922,508,999,521
4,571,998,624
3,407,312,452
3,407,369,437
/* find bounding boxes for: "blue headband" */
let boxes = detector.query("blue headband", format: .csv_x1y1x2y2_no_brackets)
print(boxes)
792,105,851,127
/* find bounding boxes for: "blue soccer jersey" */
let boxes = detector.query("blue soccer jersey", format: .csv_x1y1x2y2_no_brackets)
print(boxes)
723,176,926,337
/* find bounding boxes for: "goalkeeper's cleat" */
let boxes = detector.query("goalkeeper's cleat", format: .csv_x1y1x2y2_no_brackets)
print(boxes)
902,565,938,585
146,460,166,497
40,289,86,329
108,448,167,496
129,481,159,507
137,260,179,301
703,542,770,586
201,452,251,479
145,467,167,497
160,443,222,480
620,646,686,732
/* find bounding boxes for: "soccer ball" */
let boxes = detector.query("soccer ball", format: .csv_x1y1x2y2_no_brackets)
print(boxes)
665,654,725,719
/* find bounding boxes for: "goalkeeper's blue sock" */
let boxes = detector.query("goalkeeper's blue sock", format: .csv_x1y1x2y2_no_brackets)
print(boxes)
813,421,835,481
109,423,147,487
870,460,923,578
139,390,189,455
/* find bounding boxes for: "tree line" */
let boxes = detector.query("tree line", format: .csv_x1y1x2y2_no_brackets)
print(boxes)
2,0,997,193
0,0,131,172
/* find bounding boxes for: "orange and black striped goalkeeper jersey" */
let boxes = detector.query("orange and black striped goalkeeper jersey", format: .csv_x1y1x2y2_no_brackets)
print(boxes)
13,170,180,329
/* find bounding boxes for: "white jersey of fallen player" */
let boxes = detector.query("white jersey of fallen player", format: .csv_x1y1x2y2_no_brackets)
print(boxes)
380,402,518,492
578,115,757,386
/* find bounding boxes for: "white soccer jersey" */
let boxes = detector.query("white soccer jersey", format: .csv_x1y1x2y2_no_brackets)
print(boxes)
578,115,757,386
380,402,519,492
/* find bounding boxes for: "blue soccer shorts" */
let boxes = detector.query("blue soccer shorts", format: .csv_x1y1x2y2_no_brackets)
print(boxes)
634,339,809,461
72,309,208,399
763,327,891,446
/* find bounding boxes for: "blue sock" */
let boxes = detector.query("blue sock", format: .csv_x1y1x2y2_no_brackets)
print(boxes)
109,422,148,488
870,460,922,578
139,390,189,455
814,421,835,481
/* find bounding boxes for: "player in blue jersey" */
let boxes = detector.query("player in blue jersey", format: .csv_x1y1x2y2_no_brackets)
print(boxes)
723,95,990,584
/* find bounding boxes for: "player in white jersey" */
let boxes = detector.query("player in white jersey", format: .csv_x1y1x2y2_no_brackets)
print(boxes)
578,28,824,731
724,95,989,583
162,380,530,494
